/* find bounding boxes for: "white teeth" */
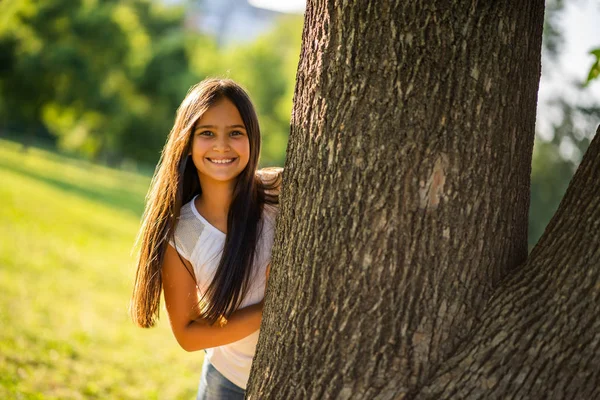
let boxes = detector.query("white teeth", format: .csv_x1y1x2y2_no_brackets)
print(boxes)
209,158,234,164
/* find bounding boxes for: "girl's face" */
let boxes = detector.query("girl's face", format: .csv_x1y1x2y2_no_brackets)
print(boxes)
190,97,250,186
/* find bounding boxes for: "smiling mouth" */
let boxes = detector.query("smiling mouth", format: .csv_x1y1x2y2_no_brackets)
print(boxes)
206,158,237,165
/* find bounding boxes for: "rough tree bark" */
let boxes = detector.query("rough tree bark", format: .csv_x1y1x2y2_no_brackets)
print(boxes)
247,1,598,399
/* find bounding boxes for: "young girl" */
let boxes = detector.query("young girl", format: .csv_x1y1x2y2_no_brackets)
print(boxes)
130,78,282,399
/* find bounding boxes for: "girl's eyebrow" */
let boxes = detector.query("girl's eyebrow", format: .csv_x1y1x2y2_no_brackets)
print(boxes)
195,124,246,130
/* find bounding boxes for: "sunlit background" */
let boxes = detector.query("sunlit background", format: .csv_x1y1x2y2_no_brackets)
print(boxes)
0,0,599,398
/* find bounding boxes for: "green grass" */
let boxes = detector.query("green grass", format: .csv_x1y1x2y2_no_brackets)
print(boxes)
0,139,200,399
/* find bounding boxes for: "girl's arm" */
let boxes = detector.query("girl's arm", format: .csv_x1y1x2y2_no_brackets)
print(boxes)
161,244,263,352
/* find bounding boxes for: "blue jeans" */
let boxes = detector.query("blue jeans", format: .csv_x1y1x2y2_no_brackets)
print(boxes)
197,356,245,400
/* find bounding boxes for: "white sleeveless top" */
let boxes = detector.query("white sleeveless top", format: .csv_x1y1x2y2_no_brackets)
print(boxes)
170,195,278,389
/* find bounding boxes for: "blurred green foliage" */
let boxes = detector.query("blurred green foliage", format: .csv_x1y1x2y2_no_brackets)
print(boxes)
0,0,301,167
542,0,565,61
529,0,600,247
544,0,599,87
529,100,600,245
586,48,600,84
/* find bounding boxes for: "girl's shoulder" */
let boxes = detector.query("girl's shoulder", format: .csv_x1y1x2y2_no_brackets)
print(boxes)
169,197,205,261
177,197,200,224
178,196,222,237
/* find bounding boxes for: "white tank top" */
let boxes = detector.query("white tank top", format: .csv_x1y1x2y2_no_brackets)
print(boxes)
170,195,278,389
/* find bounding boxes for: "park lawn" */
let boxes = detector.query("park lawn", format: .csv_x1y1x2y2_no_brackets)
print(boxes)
0,139,201,399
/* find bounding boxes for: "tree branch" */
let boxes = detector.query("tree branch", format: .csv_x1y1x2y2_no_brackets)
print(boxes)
416,126,600,399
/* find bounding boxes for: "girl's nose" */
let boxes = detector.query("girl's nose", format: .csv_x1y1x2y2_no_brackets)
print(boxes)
213,136,231,152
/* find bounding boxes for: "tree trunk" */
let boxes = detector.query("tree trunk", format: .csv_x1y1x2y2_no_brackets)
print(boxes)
243,1,580,399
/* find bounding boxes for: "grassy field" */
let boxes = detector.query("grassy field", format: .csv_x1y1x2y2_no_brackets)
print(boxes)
0,139,201,399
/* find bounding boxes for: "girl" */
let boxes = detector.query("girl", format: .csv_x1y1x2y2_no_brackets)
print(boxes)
130,78,282,399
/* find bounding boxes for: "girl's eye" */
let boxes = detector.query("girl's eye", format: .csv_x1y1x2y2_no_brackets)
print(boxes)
198,131,214,137
230,130,243,137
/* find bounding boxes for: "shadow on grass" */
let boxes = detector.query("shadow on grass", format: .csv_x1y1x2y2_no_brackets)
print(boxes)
0,158,147,217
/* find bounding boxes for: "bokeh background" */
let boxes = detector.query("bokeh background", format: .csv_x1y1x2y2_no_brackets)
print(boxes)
0,0,598,398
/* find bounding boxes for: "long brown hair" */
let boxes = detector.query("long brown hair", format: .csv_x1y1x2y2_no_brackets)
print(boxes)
130,78,279,328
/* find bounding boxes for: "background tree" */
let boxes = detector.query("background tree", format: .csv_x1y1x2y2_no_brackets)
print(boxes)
528,0,600,246
0,0,198,162
247,1,599,399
